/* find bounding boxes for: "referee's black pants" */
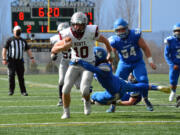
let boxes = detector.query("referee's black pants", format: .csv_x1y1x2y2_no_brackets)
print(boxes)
7,59,27,94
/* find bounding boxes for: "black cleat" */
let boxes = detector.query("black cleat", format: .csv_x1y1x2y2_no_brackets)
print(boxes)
143,98,153,111
106,104,116,113
57,98,63,106
21,92,28,96
8,92,14,96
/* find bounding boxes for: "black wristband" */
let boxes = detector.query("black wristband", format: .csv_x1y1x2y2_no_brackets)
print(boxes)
30,57,34,59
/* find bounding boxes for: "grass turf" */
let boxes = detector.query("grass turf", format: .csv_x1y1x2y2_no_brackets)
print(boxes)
0,74,180,135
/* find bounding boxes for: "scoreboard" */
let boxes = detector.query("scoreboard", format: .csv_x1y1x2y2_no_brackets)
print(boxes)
11,0,95,33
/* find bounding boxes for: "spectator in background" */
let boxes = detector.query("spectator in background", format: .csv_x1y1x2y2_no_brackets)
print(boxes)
2,25,35,96
164,23,180,101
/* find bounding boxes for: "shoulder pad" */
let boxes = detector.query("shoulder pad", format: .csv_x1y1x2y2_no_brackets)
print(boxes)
164,36,173,45
134,28,142,35
86,25,100,39
50,35,59,45
108,35,118,43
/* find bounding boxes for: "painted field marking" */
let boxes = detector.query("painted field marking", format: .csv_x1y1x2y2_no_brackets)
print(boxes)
0,121,180,128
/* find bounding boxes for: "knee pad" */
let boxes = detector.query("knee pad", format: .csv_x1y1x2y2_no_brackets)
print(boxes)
62,83,72,94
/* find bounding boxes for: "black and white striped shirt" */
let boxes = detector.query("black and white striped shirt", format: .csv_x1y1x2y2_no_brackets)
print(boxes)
4,36,30,60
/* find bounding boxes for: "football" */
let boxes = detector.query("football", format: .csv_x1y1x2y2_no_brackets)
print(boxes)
64,36,72,43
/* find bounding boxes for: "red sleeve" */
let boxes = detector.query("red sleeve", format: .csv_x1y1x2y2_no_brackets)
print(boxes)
59,33,62,40
95,26,99,38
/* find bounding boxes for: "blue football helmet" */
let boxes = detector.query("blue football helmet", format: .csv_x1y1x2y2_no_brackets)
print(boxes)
173,23,180,39
113,18,129,39
93,47,107,65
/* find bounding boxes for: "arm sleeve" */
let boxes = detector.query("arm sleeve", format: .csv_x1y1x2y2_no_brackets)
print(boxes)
77,60,105,76
4,38,11,49
164,39,173,65
24,40,30,51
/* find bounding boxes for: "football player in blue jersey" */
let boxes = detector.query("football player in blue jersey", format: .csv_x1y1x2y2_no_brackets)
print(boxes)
164,23,180,102
108,18,157,110
71,47,168,112
91,73,170,113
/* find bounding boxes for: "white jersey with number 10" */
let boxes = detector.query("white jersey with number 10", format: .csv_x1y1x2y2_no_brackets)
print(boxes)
60,25,100,62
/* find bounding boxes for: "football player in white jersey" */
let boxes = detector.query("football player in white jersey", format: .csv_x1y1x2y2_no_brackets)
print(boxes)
51,23,81,106
51,12,113,119
50,23,70,106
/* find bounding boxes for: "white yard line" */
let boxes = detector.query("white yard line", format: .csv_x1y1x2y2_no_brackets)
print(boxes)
0,77,57,88
0,121,180,127
0,109,179,116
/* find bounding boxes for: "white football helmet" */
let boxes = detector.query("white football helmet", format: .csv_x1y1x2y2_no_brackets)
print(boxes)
71,12,88,25
71,12,88,33
57,23,69,32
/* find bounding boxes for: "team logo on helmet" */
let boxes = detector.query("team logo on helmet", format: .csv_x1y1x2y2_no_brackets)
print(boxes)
93,47,107,65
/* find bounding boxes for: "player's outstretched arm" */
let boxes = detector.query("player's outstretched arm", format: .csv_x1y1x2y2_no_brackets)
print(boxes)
138,37,156,70
97,35,114,62
117,97,137,106
51,37,72,54
73,60,104,76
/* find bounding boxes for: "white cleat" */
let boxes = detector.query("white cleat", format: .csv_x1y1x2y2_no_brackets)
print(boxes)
61,112,70,119
169,91,176,102
157,86,171,94
84,100,91,115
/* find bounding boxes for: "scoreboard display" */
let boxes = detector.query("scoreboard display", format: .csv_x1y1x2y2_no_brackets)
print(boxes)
11,1,95,33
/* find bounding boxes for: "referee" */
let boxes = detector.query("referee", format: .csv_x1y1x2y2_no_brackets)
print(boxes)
2,26,35,96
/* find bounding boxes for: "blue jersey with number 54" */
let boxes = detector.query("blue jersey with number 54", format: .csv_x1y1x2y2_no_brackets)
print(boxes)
109,29,143,63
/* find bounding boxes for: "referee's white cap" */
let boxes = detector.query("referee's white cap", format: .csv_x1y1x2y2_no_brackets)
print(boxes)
13,25,21,31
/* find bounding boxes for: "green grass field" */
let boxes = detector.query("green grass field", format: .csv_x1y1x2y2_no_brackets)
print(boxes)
0,74,180,135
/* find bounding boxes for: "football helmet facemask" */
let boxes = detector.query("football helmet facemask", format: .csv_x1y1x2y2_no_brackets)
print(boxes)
114,18,129,39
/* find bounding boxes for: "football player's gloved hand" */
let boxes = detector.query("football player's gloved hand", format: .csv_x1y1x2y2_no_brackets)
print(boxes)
51,53,58,61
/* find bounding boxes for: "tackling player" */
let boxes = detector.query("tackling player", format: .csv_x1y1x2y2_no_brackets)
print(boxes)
72,47,164,112
91,83,170,113
164,23,180,101
108,18,156,111
51,12,113,119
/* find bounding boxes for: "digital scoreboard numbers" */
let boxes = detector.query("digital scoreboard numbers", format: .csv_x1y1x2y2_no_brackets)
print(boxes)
11,1,95,33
